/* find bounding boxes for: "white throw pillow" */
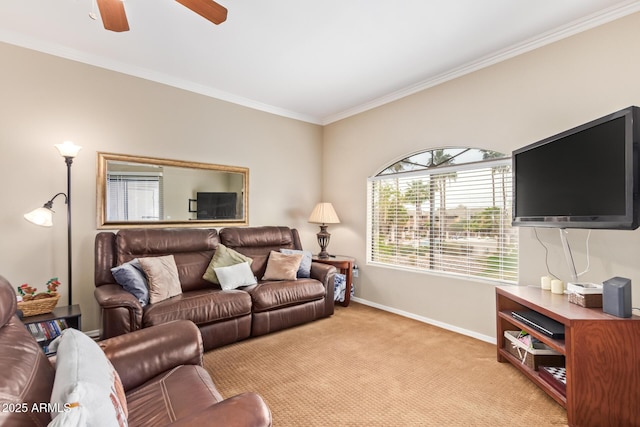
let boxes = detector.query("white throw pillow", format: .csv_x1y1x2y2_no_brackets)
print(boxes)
48,329,128,427
214,261,257,290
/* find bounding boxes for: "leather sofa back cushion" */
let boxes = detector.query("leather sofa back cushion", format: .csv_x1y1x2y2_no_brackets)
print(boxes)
0,275,56,426
0,277,17,326
116,229,220,292
219,226,301,279
0,322,56,426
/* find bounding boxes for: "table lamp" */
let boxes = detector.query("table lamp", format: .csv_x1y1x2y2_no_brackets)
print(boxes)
308,202,340,259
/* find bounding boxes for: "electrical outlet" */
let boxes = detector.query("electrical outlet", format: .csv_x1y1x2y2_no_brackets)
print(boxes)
352,264,359,278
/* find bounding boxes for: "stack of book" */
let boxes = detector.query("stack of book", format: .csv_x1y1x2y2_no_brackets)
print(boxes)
26,319,69,353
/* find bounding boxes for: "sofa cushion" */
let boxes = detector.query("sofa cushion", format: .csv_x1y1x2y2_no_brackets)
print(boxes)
111,258,149,307
262,251,303,281
49,329,128,427
126,365,223,426
143,289,252,327
139,255,182,304
215,262,257,290
250,279,326,312
203,243,253,285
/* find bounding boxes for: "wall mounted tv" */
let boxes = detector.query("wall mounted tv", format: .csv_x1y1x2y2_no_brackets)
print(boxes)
512,106,640,230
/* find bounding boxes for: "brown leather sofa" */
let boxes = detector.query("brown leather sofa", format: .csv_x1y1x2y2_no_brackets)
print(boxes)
95,226,336,350
0,275,271,427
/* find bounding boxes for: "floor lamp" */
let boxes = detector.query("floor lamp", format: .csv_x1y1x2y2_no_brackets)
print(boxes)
24,141,81,307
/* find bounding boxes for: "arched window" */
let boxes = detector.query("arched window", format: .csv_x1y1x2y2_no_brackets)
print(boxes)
367,147,517,283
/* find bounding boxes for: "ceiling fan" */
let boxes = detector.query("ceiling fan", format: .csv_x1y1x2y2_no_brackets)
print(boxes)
95,0,228,32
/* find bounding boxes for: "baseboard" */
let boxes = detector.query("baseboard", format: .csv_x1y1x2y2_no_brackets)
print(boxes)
85,329,100,339
350,297,496,345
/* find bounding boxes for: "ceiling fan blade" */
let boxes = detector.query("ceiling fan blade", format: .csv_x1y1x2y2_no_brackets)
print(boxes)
175,0,228,25
96,0,130,32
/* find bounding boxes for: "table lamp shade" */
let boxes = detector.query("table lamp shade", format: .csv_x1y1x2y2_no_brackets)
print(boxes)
308,203,340,224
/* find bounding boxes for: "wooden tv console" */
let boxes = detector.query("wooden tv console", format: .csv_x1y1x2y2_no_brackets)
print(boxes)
496,285,640,427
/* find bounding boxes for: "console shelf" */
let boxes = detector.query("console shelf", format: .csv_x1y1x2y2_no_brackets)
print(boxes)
496,285,640,427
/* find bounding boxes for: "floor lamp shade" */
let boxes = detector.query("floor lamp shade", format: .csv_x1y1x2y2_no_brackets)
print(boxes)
24,193,67,228
24,207,55,227
54,141,82,158
308,203,340,259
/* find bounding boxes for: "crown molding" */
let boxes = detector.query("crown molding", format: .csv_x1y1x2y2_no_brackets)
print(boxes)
0,29,322,125
321,1,640,125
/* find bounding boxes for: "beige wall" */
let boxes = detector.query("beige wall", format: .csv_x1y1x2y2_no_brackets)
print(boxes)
0,42,323,332
324,12,640,340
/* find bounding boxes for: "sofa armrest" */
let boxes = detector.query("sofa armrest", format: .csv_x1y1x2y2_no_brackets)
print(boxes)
94,284,143,339
98,320,203,391
310,262,337,316
167,392,272,427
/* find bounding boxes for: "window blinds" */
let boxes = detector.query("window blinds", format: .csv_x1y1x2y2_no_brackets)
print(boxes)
107,172,163,221
367,158,517,283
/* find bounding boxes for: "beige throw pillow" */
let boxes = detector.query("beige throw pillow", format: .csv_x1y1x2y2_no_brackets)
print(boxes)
262,251,304,281
203,243,253,285
138,255,182,304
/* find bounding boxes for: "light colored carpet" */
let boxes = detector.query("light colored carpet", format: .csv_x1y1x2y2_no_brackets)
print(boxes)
204,303,568,426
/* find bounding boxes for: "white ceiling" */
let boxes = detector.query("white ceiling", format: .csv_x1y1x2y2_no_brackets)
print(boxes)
1,0,640,124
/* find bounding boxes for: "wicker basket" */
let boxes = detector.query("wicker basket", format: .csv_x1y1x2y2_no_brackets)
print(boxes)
17,293,60,317
568,292,603,308
504,330,565,371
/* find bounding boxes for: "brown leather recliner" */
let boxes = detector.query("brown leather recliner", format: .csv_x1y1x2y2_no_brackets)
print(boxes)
94,226,336,349
0,275,271,427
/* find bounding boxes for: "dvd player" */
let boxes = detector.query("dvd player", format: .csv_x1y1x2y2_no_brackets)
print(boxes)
511,310,565,339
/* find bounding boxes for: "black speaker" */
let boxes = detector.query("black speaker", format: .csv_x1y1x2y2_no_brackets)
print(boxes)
603,277,632,318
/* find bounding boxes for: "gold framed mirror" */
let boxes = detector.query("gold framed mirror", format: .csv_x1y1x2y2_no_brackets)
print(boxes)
97,152,249,229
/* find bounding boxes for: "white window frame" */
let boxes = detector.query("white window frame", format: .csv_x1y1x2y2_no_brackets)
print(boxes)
366,151,517,284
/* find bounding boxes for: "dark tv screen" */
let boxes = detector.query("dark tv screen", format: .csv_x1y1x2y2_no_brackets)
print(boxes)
512,107,639,230
196,192,237,220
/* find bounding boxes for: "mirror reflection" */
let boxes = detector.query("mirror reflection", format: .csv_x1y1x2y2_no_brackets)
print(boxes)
97,152,249,229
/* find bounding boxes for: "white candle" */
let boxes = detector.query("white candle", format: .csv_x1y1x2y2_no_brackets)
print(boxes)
541,276,552,290
551,279,564,294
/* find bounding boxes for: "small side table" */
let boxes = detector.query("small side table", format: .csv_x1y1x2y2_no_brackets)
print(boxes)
312,255,355,307
22,305,82,354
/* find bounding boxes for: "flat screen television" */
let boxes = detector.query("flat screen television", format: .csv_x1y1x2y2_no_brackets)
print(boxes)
512,106,640,230
196,192,237,220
